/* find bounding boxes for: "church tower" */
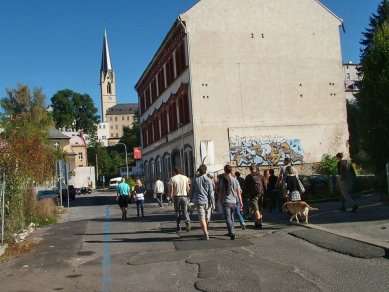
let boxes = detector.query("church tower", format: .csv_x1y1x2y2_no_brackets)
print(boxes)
100,27,116,122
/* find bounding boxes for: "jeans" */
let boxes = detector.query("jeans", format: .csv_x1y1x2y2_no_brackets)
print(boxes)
136,199,144,215
273,189,283,211
173,196,190,226
235,200,244,225
223,202,236,235
156,193,163,206
339,181,356,207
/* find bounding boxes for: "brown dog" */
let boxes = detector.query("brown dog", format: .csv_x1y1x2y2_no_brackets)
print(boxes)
283,201,318,224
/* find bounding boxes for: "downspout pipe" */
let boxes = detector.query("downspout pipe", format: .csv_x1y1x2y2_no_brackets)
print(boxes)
178,16,197,175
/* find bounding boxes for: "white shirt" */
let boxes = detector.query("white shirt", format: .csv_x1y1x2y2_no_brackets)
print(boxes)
154,179,165,194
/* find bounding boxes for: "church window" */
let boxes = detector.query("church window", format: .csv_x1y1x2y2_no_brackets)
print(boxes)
107,82,111,94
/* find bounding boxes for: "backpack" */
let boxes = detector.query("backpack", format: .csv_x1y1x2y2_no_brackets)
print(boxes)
249,173,263,198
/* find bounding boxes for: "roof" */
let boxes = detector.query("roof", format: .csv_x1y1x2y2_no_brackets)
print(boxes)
49,128,70,139
106,103,139,115
62,131,87,147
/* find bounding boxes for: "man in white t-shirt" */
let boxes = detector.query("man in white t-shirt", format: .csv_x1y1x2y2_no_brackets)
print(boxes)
169,166,191,232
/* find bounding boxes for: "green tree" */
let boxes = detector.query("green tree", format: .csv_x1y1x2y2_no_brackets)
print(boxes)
360,0,389,59
119,110,140,159
0,85,57,241
51,89,100,134
356,23,389,173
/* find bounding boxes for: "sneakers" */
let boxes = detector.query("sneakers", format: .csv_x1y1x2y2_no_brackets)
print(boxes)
241,224,246,230
230,233,236,240
338,206,346,211
200,234,209,240
351,205,359,212
186,221,191,232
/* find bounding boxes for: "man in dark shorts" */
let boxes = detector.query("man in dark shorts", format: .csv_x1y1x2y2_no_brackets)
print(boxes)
116,178,131,218
243,165,264,228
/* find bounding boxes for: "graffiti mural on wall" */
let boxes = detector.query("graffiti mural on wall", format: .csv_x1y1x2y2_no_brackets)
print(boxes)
229,136,304,166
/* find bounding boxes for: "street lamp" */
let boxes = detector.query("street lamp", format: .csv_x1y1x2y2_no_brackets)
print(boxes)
116,143,128,178
177,122,184,172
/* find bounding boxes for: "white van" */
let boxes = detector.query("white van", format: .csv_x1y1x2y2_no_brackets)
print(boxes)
109,177,122,189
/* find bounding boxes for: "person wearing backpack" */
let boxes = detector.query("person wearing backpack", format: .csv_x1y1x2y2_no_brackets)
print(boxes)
243,165,264,228
218,164,242,240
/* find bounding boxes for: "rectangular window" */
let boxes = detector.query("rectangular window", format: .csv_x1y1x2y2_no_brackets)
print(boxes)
102,136,106,140
99,125,101,129
346,73,350,80
78,153,83,160
127,116,129,120
115,125,118,129
110,117,112,121
110,125,113,129
103,125,106,129
122,116,124,120
116,133,119,137
115,117,118,121
111,133,114,137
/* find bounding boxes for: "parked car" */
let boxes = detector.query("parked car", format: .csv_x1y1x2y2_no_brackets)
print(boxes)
59,186,76,200
299,174,329,194
74,188,82,195
81,187,92,194
37,190,59,205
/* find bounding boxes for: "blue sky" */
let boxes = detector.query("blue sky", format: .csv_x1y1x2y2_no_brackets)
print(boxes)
0,0,382,119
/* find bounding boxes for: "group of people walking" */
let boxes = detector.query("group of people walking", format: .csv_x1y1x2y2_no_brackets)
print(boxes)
116,177,146,218
115,152,359,239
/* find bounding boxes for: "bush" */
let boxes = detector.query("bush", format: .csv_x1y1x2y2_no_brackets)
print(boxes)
319,154,338,176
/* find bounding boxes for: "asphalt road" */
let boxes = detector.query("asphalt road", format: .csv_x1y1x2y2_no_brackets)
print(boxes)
0,190,388,292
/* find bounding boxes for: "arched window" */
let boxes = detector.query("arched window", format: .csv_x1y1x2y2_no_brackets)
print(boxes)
163,154,171,179
156,156,162,179
107,82,111,94
184,148,194,177
150,159,155,183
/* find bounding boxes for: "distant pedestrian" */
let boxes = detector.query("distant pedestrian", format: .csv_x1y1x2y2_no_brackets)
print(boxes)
169,166,191,232
189,164,215,240
277,157,298,201
268,169,281,212
219,164,241,240
116,178,131,219
336,153,358,212
133,179,146,217
243,165,264,228
286,166,301,202
235,171,248,215
153,176,165,207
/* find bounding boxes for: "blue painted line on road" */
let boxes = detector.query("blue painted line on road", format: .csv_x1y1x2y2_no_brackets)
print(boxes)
101,206,111,292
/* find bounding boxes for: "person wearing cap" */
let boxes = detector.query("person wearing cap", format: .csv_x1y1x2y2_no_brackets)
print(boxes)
189,164,215,240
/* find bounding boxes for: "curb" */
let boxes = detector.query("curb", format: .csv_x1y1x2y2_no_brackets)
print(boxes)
297,222,389,256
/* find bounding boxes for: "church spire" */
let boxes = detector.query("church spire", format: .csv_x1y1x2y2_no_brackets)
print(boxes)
101,27,113,73
100,26,116,122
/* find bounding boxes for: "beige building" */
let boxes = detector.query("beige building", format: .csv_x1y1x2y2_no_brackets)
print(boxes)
135,0,350,189
343,62,360,101
100,27,138,146
106,103,138,145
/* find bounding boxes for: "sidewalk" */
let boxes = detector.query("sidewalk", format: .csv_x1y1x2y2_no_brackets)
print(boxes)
262,191,389,257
